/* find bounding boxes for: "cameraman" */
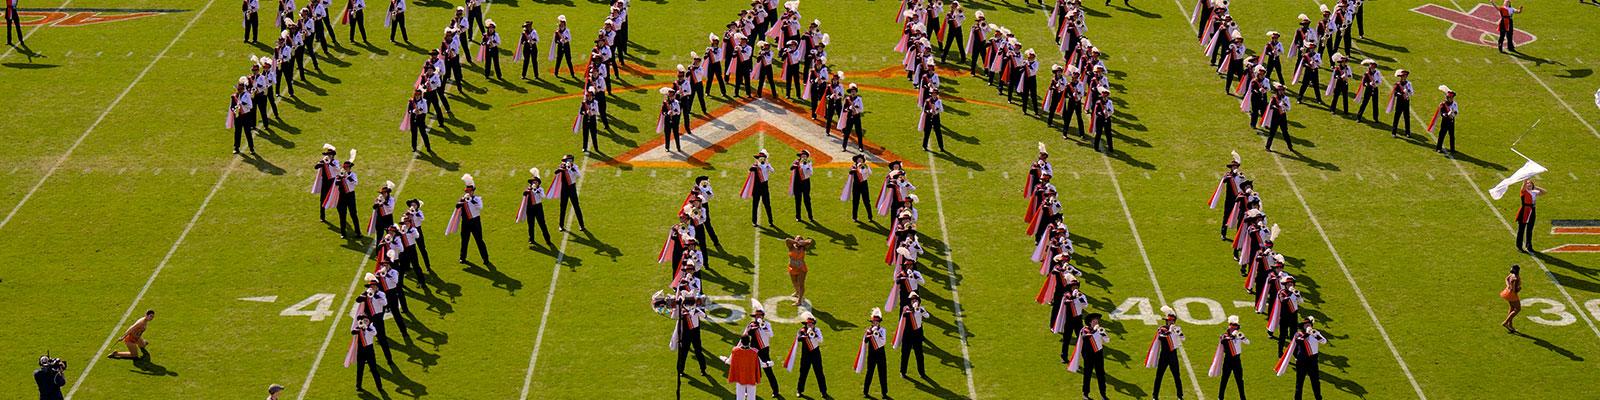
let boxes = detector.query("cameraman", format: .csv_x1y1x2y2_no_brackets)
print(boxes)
34,356,66,400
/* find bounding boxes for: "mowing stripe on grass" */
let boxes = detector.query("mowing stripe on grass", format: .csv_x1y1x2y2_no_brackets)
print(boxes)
924,152,978,400
295,157,418,400
66,157,240,399
1269,154,1428,399
518,158,592,400
1098,155,1207,400
0,0,215,232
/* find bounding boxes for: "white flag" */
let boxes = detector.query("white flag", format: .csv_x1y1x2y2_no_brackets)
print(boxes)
1489,160,1547,200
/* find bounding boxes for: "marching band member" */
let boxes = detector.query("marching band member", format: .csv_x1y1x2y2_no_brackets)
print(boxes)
789,150,815,222
705,35,728,97
1068,313,1110,400
334,152,361,239
821,71,844,129
1220,35,1245,94
857,308,889,398
1325,54,1351,114
1430,85,1459,154
1294,41,1322,104
1051,274,1087,363
732,34,754,97
965,17,990,73
1261,31,1285,83
1090,87,1114,153
402,89,432,154
1210,316,1248,400
1495,0,1522,53
313,0,338,51
313,144,339,221
1264,83,1295,152
480,20,502,79
551,154,588,231
1017,49,1040,114
576,88,602,152
1268,275,1302,355
675,66,696,132
229,78,257,155
657,87,684,152
423,61,451,122
347,315,382,392
723,335,763,400
516,21,539,79
782,40,804,98
396,212,426,285
244,0,260,42
376,258,411,334
842,155,874,222
740,150,777,227
463,0,485,41
895,293,931,380
939,1,965,63
404,199,432,274
550,15,575,78
920,88,945,152
368,181,396,235
1277,317,1327,400
1353,59,1382,123
689,54,710,113
519,168,553,247
693,176,723,249
1027,143,1052,199
1515,180,1544,253
441,27,465,91
344,0,367,44
744,301,782,396
1388,69,1414,138
1146,307,1186,400
787,312,829,398
353,276,394,364
450,174,490,265
387,0,406,42
1242,66,1268,129
840,84,866,151
672,290,709,376
1210,153,1243,239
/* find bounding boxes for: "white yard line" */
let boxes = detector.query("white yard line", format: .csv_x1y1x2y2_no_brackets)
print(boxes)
1098,155,1206,400
1268,155,1427,399
295,157,418,400
66,157,240,399
0,0,73,61
517,159,593,400
0,0,216,232
924,153,978,400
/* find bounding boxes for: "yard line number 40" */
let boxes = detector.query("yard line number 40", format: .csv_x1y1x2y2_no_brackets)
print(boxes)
1109,296,1599,327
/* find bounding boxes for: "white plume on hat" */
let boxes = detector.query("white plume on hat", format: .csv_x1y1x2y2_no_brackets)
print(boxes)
690,51,699,59
1361,58,1376,66
1039,142,1049,154
364,272,378,282
821,33,831,45
659,87,673,95
323,143,336,152
530,167,542,179
1297,13,1309,21
1438,85,1453,93
1227,315,1240,325
709,33,718,41
1272,253,1286,264
975,10,984,18
1269,223,1282,241
871,307,883,319
800,311,816,321
907,194,919,203
1395,69,1408,77
347,149,358,163
461,173,476,187
896,246,914,260
237,76,249,86
836,71,846,79
1160,305,1176,316
1231,150,1242,165
751,298,766,313
557,14,566,22
384,180,396,190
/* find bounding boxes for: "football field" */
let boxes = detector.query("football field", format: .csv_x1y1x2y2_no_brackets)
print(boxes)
3,0,1600,398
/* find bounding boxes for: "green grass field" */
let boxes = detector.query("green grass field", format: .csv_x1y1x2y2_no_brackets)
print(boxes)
3,0,1600,398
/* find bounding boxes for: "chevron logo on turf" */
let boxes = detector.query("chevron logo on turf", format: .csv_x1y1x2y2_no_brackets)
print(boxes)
1544,220,1600,253
1411,4,1536,48
8,8,183,27
601,97,920,169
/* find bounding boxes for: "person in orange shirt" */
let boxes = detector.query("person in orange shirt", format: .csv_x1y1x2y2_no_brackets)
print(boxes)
785,235,815,304
723,336,764,400
1501,264,1522,334
109,310,155,359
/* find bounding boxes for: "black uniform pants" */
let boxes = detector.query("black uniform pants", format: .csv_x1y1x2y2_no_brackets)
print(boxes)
1356,88,1380,121
1298,72,1322,102
337,192,361,236
559,186,586,229
410,114,431,151
520,45,539,77
863,348,888,395
426,89,450,120
1436,118,1456,152
1080,351,1107,398
797,348,827,394
1391,99,1411,135
1063,99,1085,136
1092,115,1113,152
483,46,501,79
245,12,259,42
390,12,407,42
675,327,706,373
1516,207,1536,251
526,202,551,244
385,288,410,334
580,116,600,151
842,115,864,150
757,346,781,394
355,345,383,390
751,183,773,225
553,43,575,76
1295,356,1323,400
851,181,871,221
459,217,489,263
233,115,256,152
922,114,944,150
899,329,926,376
5,8,24,44
941,26,965,62
1266,114,1293,151
1153,350,1183,399
708,62,727,95
1330,81,1350,113
348,10,366,42
793,179,812,220
1218,355,1245,400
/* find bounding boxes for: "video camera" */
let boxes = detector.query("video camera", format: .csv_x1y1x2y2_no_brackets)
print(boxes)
39,354,66,373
